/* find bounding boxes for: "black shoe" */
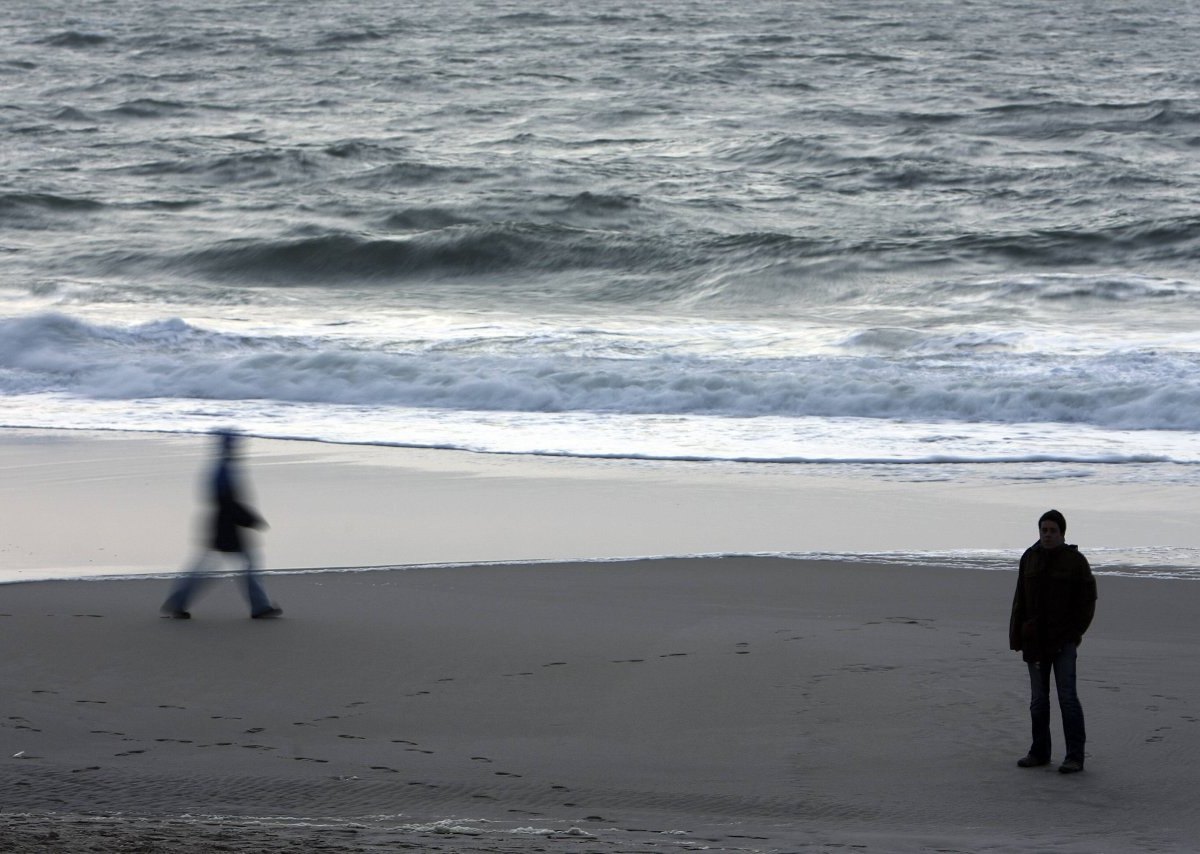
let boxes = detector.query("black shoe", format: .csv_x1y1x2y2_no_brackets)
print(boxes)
251,606,283,619
1017,754,1050,768
1058,758,1084,774
161,607,191,619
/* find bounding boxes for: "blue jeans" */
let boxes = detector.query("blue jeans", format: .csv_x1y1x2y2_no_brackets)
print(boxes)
163,549,273,615
1027,642,1086,763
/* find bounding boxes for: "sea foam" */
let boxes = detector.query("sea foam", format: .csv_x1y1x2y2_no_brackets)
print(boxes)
4,312,1200,434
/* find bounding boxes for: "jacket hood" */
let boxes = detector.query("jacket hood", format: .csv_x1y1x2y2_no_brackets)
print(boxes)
1030,541,1079,552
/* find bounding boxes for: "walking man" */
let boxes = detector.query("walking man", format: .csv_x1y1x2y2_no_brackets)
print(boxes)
1009,509,1096,773
162,431,282,620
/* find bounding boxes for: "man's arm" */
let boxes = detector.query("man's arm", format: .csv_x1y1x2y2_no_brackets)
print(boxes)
1074,554,1097,643
1009,557,1027,651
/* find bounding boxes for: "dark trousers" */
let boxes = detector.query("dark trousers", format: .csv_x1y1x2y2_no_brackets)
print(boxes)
163,548,272,615
1027,642,1086,763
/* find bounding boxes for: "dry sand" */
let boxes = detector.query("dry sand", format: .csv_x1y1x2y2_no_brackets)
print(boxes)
3,429,1200,852
3,558,1199,852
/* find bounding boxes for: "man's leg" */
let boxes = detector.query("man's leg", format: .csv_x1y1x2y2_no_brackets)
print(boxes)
1053,643,1086,770
240,549,279,618
161,552,214,617
1025,660,1053,763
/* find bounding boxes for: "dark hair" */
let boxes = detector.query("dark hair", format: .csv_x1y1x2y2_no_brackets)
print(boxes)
1038,509,1066,534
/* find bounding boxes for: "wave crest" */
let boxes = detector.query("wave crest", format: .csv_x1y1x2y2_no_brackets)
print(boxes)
156,225,688,283
6,312,1200,432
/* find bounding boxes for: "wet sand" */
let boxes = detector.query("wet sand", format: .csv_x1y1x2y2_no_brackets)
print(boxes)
3,428,1199,583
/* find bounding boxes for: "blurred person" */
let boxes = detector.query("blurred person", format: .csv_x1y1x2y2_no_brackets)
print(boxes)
161,431,282,620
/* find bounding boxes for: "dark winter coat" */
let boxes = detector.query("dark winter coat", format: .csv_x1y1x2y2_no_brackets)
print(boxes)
208,457,265,553
1009,542,1097,663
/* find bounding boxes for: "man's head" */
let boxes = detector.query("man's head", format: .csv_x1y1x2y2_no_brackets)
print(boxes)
216,429,240,457
1038,509,1067,549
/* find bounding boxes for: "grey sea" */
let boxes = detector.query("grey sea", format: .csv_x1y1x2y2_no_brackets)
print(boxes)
4,0,1200,572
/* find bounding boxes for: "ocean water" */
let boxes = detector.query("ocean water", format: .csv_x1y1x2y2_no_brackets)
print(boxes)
4,1,1200,481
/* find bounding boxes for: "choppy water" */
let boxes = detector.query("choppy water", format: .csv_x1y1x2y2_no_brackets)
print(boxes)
4,0,1200,473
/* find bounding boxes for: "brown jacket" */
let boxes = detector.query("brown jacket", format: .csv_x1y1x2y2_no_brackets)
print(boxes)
1009,542,1097,663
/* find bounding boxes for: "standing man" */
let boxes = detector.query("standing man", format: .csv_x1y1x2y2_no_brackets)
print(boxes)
162,430,282,620
1009,509,1096,773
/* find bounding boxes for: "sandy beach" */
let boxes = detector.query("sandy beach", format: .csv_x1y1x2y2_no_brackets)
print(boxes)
4,428,1200,582
3,431,1200,852
4,559,1200,852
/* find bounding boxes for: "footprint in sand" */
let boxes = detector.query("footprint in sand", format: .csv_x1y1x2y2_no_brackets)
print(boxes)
337,734,366,740
659,653,688,658
71,767,101,773
543,662,567,667
295,757,329,763
115,750,146,757
370,766,399,773
612,659,644,664
75,699,107,704
157,704,186,710
471,756,493,763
